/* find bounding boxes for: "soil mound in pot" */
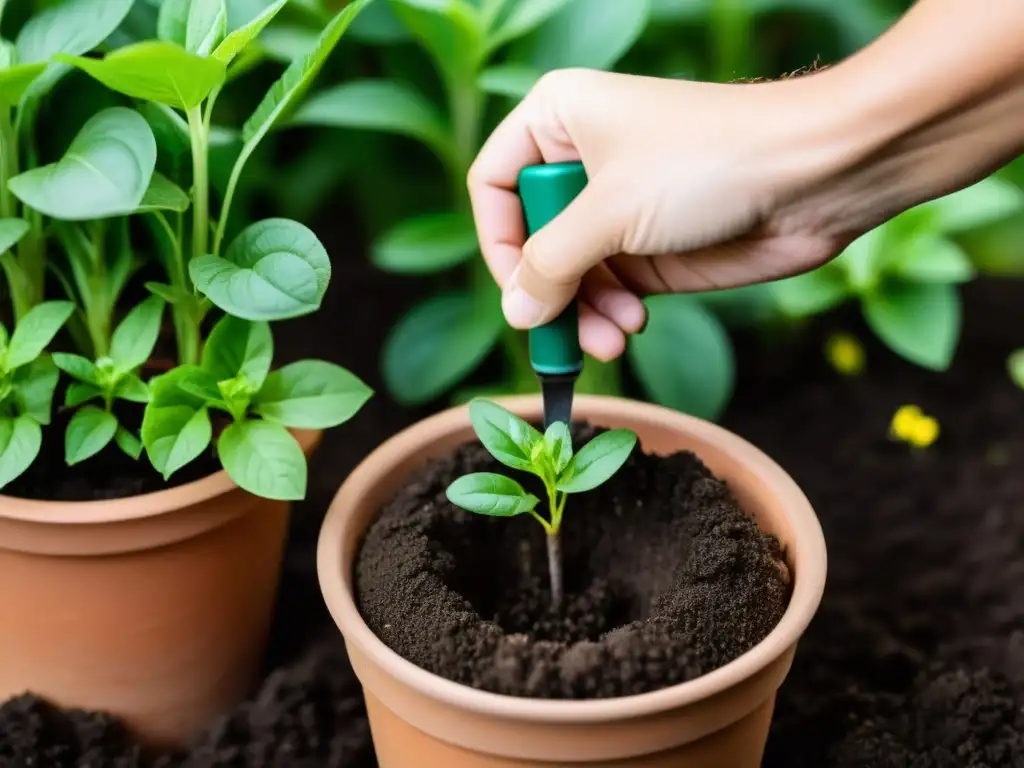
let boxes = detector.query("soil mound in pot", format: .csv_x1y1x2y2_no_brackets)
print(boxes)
355,424,792,699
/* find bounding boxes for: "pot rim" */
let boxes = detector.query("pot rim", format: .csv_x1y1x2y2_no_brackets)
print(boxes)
318,394,827,723
0,428,321,524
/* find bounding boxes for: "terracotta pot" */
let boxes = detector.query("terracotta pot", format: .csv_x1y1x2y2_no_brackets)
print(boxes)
0,428,321,749
318,395,827,767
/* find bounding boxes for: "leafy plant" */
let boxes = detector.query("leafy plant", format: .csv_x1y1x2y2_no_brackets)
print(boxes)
0,0,375,499
446,399,637,610
772,177,1024,371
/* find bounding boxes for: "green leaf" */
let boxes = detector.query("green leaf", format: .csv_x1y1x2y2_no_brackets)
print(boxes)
110,296,165,371
863,281,961,371
52,352,98,384
0,415,42,490
115,426,143,459
389,0,485,88
382,291,503,405
144,281,184,304
289,80,451,159
486,0,573,53
157,0,192,46
350,0,410,41
468,398,542,472
256,24,318,62
8,107,156,221
371,212,478,274
478,63,541,98
508,0,650,70
446,472,539,517
544,421,572,475
201,315,273,387
926,177,1024,234
241,0,371,148
174,365,223,402
57,41,227,111
217,420,306,500
5,301,75,372
0,63,47,105
887,235,974,284
253,360,372,429
0,218,30,255
186,0,228,56
190,218,330,321
65,406,118,465
772,264,850,317
557,429,636,493
1008,348,1024,390
836,226,887,292
213,0,288,64
16,0,134,63
142,367,213,479
66,381,102,408
12,356,60,424
627,295,734,420
137,172,190,213
114,374,151,404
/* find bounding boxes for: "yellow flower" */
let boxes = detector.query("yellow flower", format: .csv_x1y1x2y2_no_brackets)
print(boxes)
825,332,865,376
889,405,940,448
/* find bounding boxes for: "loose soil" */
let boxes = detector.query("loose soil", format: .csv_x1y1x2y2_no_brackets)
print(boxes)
5,278,1024,766
355,425,791,698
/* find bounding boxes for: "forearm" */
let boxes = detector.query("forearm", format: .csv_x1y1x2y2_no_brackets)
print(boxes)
807,0,1024,231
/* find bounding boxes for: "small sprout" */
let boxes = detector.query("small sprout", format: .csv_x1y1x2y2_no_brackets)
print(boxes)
825,332,865,376
889,404,939,449
446,399,637,611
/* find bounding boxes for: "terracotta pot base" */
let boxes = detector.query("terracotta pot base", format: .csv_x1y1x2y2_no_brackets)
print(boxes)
0,429,320,749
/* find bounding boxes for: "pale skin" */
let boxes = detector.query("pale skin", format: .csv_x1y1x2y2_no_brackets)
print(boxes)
467,0,1024,362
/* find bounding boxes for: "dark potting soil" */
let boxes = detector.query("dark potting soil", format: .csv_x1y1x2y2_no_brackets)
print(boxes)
7,279,1024,766
354,426,792,699
4,403,220,502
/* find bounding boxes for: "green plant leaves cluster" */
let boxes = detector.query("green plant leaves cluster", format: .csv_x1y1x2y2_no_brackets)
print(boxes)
141,315,371,500
0,0,375,496
772,177,1024,371
446,399,637,532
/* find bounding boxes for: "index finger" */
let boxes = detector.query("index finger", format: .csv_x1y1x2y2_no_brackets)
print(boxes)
466,98,544,287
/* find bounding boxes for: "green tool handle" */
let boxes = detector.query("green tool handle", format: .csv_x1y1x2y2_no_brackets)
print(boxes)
517,161,587,377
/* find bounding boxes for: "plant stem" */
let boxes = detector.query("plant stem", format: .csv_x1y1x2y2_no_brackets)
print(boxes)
213,142,252,256
546,532,563,612
186,107,209,260
86,221,109,357
152,211,199,365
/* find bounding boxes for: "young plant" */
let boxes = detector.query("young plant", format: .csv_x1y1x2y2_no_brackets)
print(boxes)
52,296,165,464
772,176,1024,372
446,399,637,610
0,0,375,496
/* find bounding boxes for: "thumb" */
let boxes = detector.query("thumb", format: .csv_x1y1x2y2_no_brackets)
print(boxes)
503,180,620,328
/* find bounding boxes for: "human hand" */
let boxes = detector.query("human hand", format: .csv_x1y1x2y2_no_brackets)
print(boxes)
467,68,857,361
468,0,1024,363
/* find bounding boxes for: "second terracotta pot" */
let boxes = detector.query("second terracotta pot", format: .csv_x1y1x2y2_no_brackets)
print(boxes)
0,429,320,749
318,395,827,766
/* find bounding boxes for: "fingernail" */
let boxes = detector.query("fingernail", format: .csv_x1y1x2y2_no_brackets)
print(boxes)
502,280,547,328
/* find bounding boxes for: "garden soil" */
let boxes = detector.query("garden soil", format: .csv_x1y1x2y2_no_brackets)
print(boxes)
4,264,1024,766
355,426,790,699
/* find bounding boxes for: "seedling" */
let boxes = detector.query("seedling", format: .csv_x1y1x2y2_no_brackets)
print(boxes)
446,399,637,611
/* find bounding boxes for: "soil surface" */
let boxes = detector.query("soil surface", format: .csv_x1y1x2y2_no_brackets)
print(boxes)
5,403,220,501
355,425,791,698
5,276,1024,765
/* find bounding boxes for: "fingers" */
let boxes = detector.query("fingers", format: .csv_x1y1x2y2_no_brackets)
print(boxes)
467,89,580,288
579,301,627,362
579,263,647,333
504,178,622,328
